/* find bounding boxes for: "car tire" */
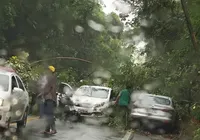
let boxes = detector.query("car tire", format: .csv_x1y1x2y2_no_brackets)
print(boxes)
17,110,28,130
131,119,141,129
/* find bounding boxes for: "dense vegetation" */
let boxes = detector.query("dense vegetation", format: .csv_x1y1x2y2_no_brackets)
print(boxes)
0,0,200,139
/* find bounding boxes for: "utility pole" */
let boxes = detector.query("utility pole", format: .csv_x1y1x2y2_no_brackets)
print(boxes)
181,0,198,50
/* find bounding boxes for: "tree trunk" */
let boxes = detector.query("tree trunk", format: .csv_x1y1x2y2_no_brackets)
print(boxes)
181,0,198,50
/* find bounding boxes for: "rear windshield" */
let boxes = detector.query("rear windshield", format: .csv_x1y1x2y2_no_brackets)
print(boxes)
153,97,171,105
0,74,9,91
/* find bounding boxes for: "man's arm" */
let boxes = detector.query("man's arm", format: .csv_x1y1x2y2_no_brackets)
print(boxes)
114,92,121,105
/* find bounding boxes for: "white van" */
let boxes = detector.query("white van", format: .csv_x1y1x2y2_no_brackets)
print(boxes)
0,67,29,129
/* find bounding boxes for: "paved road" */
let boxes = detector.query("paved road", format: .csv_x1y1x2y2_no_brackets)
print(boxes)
132,133,171,140
3,117,123,140
0,116,173,140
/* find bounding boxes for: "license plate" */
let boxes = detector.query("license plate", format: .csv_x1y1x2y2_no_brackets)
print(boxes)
78,109,87,113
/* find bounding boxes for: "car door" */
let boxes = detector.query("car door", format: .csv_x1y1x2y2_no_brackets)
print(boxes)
10,75,21,122
57,82,73,105
15,76,29,120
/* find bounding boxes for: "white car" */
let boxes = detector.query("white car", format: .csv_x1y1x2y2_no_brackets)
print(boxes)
71,85,113,117
0,67,29,129
130,92,179,131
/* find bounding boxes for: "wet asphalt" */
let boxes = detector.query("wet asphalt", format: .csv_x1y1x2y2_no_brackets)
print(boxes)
0,117,172,140
19,118,123,140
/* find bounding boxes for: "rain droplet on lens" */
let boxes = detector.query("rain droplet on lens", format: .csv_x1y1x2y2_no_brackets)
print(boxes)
0,58,6,65
12,98,18,105
15,110,22,116
88,20,104,32
4,130,11,136
105,108,113,115
157,128,166,134
108,25,122,33
105,15,113,23
6,112,11,118
93,69,111,79
93,78,102,85
143,80,160,91
0,49,7,56
10,127,16,133
12,135,18,140
75,25,84,33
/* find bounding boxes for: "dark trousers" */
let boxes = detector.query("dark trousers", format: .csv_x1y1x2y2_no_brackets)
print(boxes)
118,106,129,129
44,99,56,131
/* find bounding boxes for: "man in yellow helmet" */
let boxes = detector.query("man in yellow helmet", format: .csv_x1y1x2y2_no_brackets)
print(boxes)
38,65,57,134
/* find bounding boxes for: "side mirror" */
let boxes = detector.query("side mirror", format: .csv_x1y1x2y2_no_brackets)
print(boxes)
13,87,23,93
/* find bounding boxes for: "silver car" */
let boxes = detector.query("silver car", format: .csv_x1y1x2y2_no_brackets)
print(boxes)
0,67,29,129
130,92,178,131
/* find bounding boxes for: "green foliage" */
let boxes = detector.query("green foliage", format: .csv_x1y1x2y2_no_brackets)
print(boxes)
107,106,127,130
193,128,200,140
57,67,78,86
0,0,123,79
191,105,200,121
5,56,33,86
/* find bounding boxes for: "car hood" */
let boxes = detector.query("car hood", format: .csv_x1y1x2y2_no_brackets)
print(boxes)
71,95,107,108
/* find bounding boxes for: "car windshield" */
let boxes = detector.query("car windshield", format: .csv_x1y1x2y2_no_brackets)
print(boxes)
153,97,171,106
0,74,9,92
91,88,109,99
74,86,109,99
74,87,91,96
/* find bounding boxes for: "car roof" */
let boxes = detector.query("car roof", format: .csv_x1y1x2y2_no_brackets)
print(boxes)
80,85,111,90
151,94,172,100
134,92,172,100
0,70,14,76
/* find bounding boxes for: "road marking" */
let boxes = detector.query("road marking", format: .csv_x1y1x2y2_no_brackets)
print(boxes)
27,116,39,123
10,116,39,126
121,131,134,140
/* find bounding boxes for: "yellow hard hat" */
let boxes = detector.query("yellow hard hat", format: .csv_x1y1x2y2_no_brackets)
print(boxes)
48,65,55,73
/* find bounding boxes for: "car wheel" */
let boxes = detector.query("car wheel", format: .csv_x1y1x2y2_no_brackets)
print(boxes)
131,119,141,129
17,110,28,129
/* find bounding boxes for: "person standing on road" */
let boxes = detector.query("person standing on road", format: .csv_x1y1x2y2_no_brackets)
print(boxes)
38,65,57,134
115,84,132,129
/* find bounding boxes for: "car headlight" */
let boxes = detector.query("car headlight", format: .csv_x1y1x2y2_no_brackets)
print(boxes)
0,98,4,106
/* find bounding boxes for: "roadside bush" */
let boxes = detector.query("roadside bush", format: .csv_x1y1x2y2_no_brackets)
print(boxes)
57,67,78,86
5,56,33,86
193,128,200,140
107,105,127,130
191,105,200,121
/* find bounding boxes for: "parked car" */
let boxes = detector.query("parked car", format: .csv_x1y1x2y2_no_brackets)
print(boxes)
130,91,179,132
70,85,114,117
0,66,29,129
